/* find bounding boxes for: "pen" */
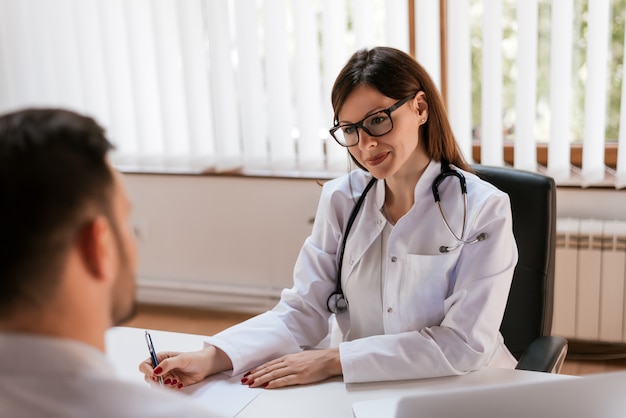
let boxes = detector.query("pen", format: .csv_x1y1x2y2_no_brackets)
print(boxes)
145,331,163,386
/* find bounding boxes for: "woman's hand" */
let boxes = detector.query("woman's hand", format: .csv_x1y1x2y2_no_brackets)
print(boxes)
241,348,342,389
138,345,232,390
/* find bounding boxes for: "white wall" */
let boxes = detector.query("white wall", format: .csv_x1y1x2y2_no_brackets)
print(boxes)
125,174,322,314
556,187,626,220
125,174,626,314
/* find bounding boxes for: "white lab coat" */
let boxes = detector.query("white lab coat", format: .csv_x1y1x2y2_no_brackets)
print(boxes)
207,160,518,383
0,332,225,418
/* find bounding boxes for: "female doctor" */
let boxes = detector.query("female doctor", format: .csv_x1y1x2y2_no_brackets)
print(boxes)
140,46,518,389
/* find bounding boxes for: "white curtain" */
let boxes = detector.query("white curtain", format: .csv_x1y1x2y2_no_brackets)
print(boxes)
580,0,610,186
446,0,625,189
479,0,504,166
1,0,623,188
514,0,538,172
0,0,409,176
415,0,441,90
547,0,574,182
446,0,473,162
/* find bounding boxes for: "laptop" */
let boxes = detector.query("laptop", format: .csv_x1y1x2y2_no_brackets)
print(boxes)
352,370,626,418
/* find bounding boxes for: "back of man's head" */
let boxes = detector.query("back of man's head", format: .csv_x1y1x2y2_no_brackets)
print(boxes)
0,108,115,318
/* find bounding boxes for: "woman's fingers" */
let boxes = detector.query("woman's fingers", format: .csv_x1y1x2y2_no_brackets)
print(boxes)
243,358,286,384
242,349,342,389
138,358,153,375
247,357,283,375
241,357,309,388
139,347,231,390
138,352,187,388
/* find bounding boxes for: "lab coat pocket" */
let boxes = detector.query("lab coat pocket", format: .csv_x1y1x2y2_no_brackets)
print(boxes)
394,253,459,327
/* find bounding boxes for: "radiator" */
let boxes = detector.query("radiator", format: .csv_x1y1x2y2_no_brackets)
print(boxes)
552,218,626,343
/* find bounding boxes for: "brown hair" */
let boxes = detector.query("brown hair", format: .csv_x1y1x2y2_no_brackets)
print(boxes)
331,46,470,171
0,108,115,317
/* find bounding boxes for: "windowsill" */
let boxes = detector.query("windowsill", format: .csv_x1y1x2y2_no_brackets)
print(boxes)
472,141,622,189
111,153,345,181
115,143,624,189
472,141,619,171
115,162,340,181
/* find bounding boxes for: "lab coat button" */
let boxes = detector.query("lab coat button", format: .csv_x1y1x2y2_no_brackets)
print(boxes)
387,307,393,313
391,256,397,262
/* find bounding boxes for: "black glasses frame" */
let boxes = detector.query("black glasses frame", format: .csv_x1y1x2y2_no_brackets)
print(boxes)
329,93,417,147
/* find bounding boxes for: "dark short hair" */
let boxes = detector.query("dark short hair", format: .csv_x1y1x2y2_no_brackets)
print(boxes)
331,46,469,171
0,108,115,316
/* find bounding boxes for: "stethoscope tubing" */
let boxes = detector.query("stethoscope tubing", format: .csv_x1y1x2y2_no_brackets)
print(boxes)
327,164,487,314
327,176,377,314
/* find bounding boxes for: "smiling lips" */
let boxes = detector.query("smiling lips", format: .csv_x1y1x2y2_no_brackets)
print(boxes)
366,152,389,166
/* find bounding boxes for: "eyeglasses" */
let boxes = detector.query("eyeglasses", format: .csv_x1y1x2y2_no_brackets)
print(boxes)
329,94,417,147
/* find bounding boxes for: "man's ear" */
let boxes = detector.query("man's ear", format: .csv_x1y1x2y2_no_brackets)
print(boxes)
78,216,116,282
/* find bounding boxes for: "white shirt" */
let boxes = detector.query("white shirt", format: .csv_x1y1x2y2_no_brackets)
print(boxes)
343,218,392,340
207,160,518,383
0,332,224,418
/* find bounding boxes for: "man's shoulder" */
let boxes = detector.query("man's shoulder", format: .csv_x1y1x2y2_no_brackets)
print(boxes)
93,379,224,418
0,375,224,418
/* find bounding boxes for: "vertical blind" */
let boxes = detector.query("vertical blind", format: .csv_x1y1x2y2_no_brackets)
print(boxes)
548,0,574,182
0,0,624,188
0,0,410,177
447,0,625,188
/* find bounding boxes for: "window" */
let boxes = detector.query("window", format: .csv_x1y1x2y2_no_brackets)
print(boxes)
450,0,626,187
1,0,624,188
0,0,409,177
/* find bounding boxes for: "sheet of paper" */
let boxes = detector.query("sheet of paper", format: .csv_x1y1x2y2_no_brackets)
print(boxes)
181,372,263,418
106,327,262,417
352,397,399,418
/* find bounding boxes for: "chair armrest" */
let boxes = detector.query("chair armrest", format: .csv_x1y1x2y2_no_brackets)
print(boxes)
515,336,568,373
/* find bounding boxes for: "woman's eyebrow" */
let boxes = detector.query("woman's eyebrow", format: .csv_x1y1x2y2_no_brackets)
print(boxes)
337,106,389,124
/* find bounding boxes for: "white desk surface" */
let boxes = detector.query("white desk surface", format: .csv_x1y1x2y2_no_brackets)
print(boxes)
106,326,573,418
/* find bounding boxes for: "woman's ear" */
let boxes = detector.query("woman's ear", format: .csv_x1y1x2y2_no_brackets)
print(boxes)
78,216,116,283
414,91,429,124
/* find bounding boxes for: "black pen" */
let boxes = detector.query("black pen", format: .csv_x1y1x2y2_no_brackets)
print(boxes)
145,331,163,386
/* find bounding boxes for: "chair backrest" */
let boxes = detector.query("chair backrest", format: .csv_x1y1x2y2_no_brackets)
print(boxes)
472,165,557,360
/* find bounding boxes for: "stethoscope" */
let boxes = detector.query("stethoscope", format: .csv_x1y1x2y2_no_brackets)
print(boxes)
326,163,488,314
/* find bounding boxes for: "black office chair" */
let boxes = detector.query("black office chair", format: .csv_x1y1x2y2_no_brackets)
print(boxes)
472,165,568,373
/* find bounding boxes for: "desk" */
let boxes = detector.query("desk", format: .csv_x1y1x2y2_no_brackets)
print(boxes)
106,327,572,418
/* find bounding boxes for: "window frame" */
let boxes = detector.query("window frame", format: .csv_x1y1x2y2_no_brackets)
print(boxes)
433,0,618,178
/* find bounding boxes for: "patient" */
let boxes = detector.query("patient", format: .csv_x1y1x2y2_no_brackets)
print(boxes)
0,109,221,417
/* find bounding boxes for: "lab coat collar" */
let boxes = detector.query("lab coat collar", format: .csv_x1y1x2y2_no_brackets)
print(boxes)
415,159,443,202
343,160,443,279
371,159,443,211
342,181,384,275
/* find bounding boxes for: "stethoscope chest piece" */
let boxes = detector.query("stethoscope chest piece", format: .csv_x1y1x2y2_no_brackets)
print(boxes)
327,292,348,314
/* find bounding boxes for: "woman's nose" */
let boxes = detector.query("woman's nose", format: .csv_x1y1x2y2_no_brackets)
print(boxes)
357,129,377,149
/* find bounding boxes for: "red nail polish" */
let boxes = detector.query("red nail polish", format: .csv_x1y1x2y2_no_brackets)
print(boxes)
177,383,183,389
153,366,163,374
244,371,251,377
247,380,255,386
172,379,177,385
164,378,172,385
241,378,248,383
262,382,269,388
